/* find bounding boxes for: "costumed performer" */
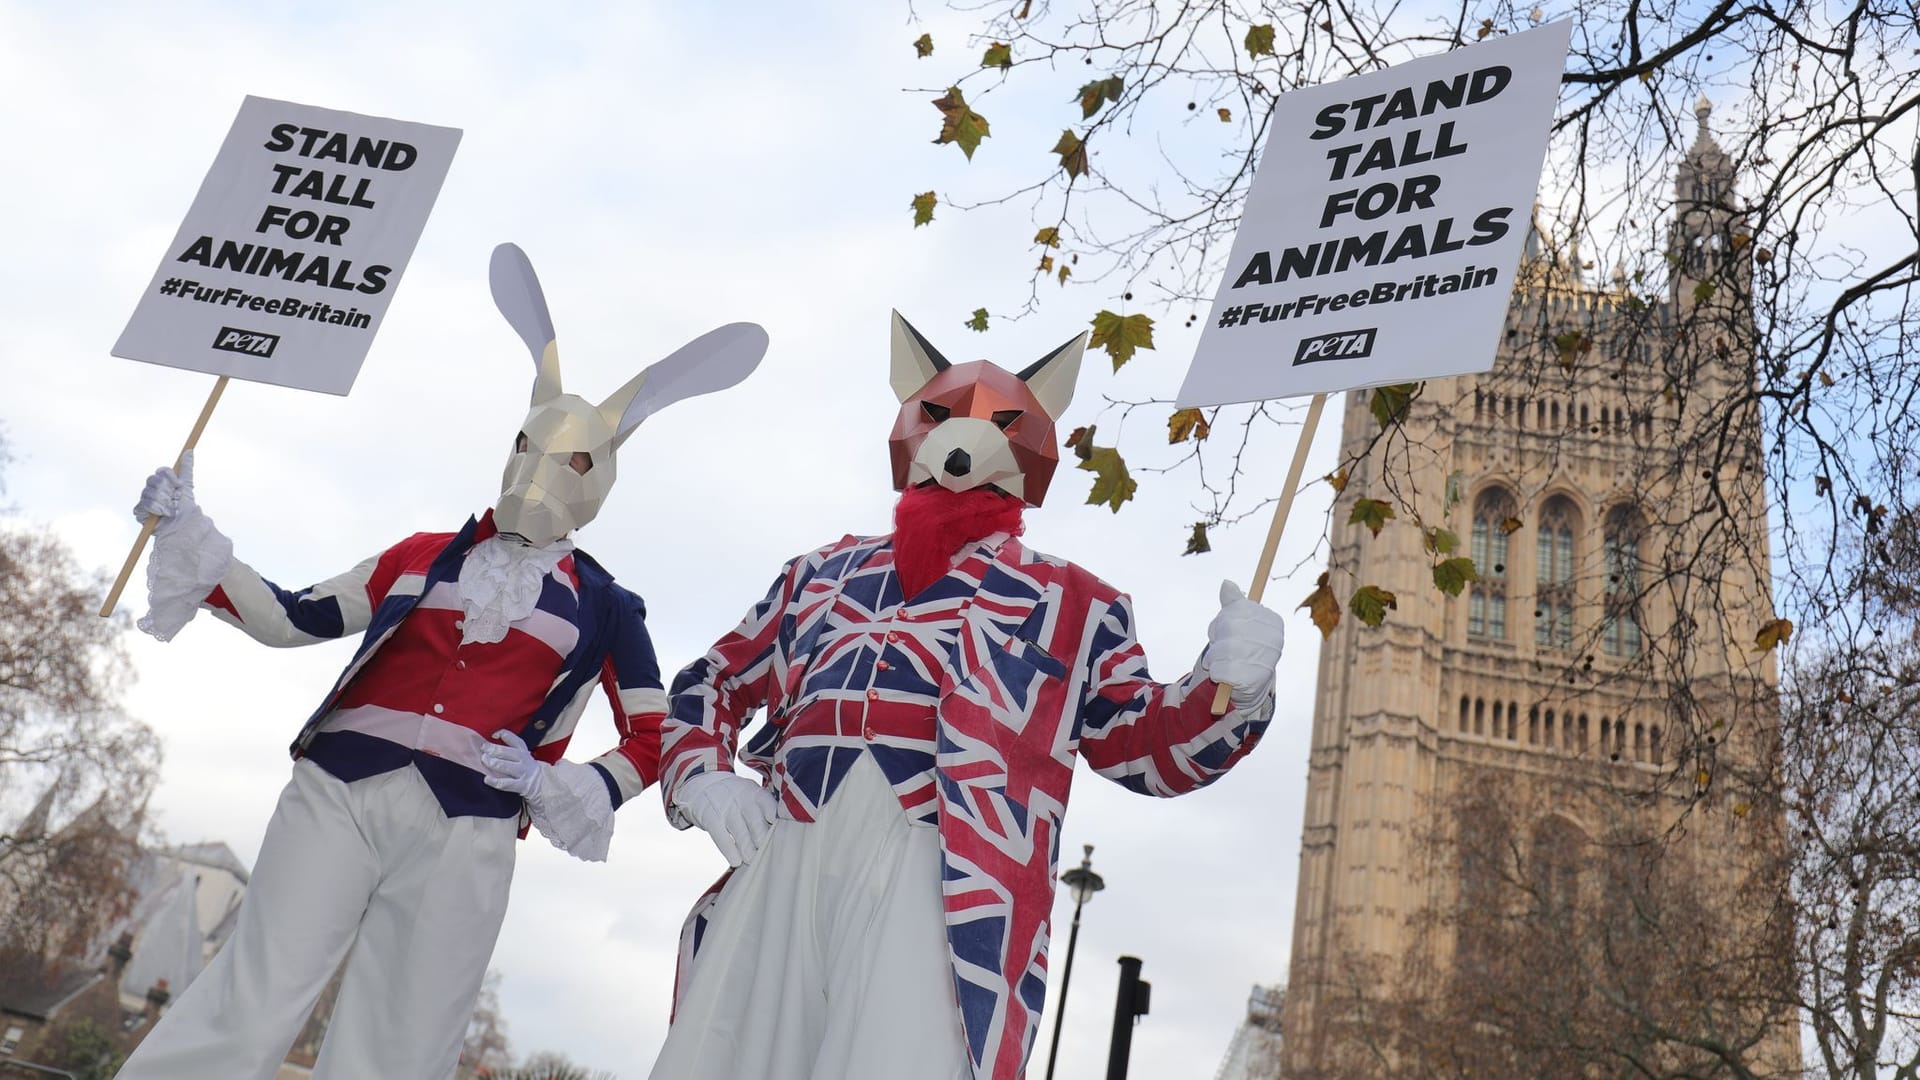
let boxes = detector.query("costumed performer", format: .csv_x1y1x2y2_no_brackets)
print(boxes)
114,244,768,1080
646,312,1285,1080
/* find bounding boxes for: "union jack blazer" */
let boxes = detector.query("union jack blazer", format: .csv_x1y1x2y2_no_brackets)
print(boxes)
660,532,1270,1080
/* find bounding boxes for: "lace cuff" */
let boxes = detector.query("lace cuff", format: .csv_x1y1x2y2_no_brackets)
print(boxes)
138,507,232,642
527,759,617,862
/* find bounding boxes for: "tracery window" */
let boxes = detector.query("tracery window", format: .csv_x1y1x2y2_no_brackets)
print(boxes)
1535,496,1577,651
1603,506,1644,658
1469,487,1516,640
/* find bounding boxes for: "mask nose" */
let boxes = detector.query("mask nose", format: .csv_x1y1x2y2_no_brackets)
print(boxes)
944,448,971,477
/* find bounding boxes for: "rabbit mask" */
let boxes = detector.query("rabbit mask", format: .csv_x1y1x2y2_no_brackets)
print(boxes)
489,243,770,547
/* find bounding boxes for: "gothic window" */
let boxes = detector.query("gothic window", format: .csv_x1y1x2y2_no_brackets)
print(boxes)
1577,714,1590,753
1459,695,1471,734
1474,698,1486,736
1470,487,1515,641
1531,817,1587,931
1535,496,1578,651
1603,506,1645,658
1649,725,1664,765
1528,705,1540,745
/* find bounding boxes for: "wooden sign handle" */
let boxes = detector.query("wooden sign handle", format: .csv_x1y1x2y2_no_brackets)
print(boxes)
99,375,230,618
1212,392,1328,716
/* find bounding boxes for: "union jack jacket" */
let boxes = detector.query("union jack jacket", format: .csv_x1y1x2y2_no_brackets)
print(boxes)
660,532,1270,1080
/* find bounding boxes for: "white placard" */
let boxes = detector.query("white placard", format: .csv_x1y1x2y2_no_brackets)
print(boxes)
113,96,461,396
1177,22,1572,407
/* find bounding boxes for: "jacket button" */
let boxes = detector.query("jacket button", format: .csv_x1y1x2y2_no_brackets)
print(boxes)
866,689,880,701
876,659,891,671
534,720,549,730
432,703,444,714
863,726,876,740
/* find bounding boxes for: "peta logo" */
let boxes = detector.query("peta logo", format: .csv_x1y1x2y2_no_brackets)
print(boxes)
1293,328,1377,366
211,326,280,358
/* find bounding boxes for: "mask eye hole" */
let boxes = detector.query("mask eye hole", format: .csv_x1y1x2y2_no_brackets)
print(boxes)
569,451,594,475
991,409,1024,430
515,432,530,453
921,401,952,423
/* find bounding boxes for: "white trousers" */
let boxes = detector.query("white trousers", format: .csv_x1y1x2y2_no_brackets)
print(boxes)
649,754,971,1080
117,760,517,1080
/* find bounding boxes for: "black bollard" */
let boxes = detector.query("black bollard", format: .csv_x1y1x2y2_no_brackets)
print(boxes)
1104,955,1152,1080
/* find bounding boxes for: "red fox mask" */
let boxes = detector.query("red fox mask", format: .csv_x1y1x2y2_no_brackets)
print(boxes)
887,311,1088,507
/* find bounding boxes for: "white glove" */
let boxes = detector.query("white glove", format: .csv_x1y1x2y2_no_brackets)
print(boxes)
674,771,778,868
481,731,616,862
1203,580,1286,709
133,451,203,537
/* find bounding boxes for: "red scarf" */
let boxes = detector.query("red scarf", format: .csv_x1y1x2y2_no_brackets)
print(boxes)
891,484,1026,598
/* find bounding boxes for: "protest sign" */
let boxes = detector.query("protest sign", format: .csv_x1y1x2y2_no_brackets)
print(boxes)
1177,21,1572,408
113,96,461,396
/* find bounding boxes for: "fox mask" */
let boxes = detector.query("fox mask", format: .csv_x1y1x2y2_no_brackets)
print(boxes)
887,311,1088,507
489,243,768,546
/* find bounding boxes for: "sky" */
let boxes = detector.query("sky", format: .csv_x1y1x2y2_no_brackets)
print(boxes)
0,3,1340,1077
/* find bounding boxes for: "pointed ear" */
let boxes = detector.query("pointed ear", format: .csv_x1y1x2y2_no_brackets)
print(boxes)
890,310,950,402
1016,331,1088,419
601,323,770,450
490,243,563,403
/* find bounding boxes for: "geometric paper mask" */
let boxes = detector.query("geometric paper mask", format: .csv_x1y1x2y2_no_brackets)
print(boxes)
886,310,1088,507
489,243,770,546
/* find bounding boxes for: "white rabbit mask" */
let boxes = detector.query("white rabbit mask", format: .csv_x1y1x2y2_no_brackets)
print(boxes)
489,243,769,547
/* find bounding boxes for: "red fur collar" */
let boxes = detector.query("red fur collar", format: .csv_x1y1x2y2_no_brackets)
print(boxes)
891,484,1026,598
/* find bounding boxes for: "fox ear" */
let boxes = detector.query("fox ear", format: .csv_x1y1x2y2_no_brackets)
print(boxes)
490,243,563,404
1016,331,1088,419
890,310,951,402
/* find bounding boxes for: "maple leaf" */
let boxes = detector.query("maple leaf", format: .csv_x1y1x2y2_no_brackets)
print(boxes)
1183,522,1212,556
1057,263,1073,286
1693,280,1717,303
1327,468,1349,493
965,308,989,332
1053,129,1089,179
1075,76,1125,118
913,33,934,58
1218,107,1232,122
1552,329,1591,372
981,41,1012,69
1431,556,1479,597
1089,310,1156,370
1167,407,1210,444
932,87,990,159
1038,255,1054,273
1034,226,1062,248
1245,23,1276,58
1500,516,1523,535
1754,617,1794,652
1350,584,1398,627
1300,572,1341,638
1065,424,1095,461
1079,445,1137,512
1348,497,1395,537
1424,527,1461,556
910,191,937,227
1369,383,1416,428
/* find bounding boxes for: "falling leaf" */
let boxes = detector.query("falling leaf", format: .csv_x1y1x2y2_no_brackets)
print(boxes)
1245,23,1276,57
913,33,934,58
1038,255,1055,273
910,191,937,227
1424,527,1461,556
1348,497,1395,537
1183,522,1211,555
932,87,991,159
1500,516,1523,535
1327,468,1350,493
1167,407,1211,444
1217,107,1232,122
1754,617,1794,652
1079,445,1138,512
1300,573,1341,637
1350,584,1398,627
1432,556,1479,597
965,308,989,332
1075,76,1125,119
1089,310,1156,370
1369,383,1416,428
982,41,1012,69
1034,226,1063,248
1053,129,1089,178
1065,425,1094,461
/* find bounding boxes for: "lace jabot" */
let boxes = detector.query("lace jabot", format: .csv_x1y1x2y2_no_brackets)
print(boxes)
457,535,573,645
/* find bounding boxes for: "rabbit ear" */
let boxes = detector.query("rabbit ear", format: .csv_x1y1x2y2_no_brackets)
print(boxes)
600,323,770,449
490,243,563,404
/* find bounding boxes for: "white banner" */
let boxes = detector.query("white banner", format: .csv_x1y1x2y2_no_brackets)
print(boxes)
113,96,461,396
1177,21,1572,407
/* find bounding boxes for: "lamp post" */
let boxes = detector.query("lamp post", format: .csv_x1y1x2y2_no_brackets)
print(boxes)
1043,844,1105,1080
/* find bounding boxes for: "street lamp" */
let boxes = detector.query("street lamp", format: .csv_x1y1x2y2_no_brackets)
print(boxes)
1043,844,1106,1080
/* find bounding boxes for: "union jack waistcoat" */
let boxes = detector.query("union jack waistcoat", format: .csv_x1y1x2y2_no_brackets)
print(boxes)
660,532,1270,1080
